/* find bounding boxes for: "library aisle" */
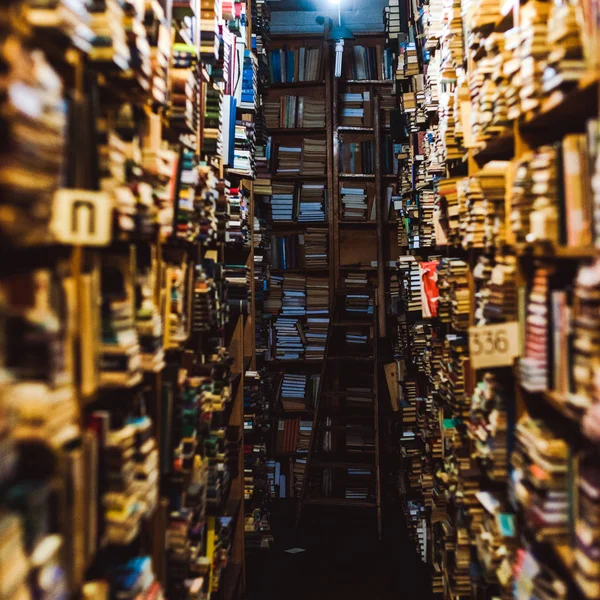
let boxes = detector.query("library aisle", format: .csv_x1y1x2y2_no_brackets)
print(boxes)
2,0,600,598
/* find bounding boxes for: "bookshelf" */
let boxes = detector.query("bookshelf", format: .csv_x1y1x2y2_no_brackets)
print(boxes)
0,0,270,597
390,0,600,596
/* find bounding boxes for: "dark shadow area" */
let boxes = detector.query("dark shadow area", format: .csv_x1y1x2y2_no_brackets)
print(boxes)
246,500,434,600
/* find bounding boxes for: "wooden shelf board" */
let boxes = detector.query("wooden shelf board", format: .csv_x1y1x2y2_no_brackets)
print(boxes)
520,73,599,145
266,359,324,369
267,80,325,89
515,242,598,260
337,126,375,133
339,173,376,179
268,127,326,134
472,131,515,166
339,220,377,226
270,268,329,273
320,391,375,399
331,320,374,327
309,458,376,469
272,174,327,181
344,79,394,85
270,221,328,227
222,561,243,600
327,355,374,362
303,498,377,508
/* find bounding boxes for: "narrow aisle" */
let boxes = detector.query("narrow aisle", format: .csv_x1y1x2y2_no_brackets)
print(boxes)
246,502,434,600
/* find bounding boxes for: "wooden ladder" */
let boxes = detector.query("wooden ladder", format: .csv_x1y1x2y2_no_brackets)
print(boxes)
296,287,382,539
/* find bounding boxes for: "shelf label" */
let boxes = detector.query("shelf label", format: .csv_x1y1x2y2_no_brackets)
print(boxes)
51,189,112,246
469,322,520,369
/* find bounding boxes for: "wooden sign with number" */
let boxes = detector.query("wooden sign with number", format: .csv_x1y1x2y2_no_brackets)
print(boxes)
468,322,520,370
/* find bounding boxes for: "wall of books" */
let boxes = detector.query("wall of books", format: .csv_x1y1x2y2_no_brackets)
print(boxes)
386,0,600,596
0,0,272,598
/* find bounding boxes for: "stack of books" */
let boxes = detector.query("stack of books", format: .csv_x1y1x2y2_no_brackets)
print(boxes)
271,182,295,221
273,317,304,360
340,91,372,126
304,228,328,269
298,184,327,222
340,185,373,221
281,273,306,317
512,416,569,543
398,256,423,313
276,143,302,175
301,138,327,176
280,374,308,411
518,2,550,115
519,267,550,393
305,315,329,360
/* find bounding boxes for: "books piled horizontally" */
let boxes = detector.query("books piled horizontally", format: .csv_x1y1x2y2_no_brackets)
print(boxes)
102,418,158,545
276,143,302,175
231,119,256,176
305,315,329,360
100,261,142,388
344,291,374,316
292,458,307,496
512,416,569,543
304,228,328,269
298,184,327,222
170,45,199,133
271,182,295,221
273,317,304,360
306,276,330,316
267,46,323,83
519,267,550,392
136,266,165,373
384,0,401,41
437,258,470,330
301,138,327,176
264,100,280,129
281,273,306,317
224,264,250,315
398,256,422,313
340,91,372,126
345,328,369,345
280,374,308,410
341,184,373,221
239,49,257,110
518,2,550,115
543,4,586,99
0,40,67,245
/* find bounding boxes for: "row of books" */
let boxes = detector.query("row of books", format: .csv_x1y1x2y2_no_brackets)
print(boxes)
275,418,313,454
264,96,326,129
267,46,324,83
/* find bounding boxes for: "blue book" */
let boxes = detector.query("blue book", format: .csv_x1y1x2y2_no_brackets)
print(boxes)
286,49,295,82
281,238,287,270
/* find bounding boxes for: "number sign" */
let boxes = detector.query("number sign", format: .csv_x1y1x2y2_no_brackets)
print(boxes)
469,322,520,370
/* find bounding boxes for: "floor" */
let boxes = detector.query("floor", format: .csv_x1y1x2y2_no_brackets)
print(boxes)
245,500,434,600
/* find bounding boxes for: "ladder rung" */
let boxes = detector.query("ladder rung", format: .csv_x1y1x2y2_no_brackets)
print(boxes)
303,498,378,508
309,459,376,469
320,391,374,399
327,355,373,362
